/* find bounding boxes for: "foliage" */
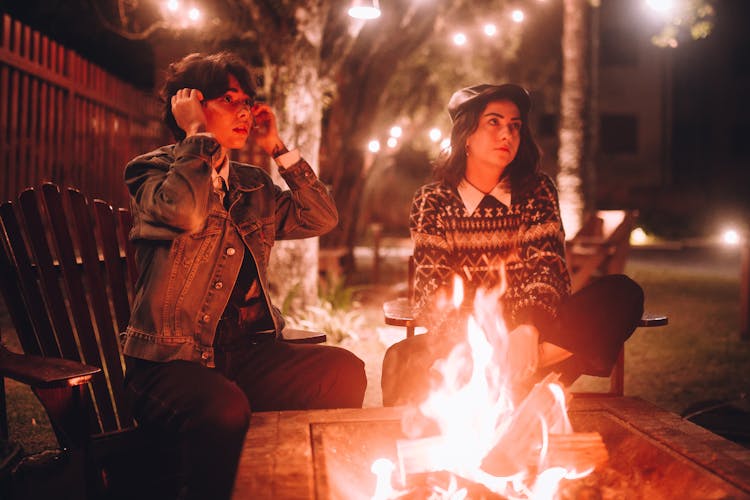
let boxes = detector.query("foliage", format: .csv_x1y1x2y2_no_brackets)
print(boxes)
282,273,367,344
649,0,715,48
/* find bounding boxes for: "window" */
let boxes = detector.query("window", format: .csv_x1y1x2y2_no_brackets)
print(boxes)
600,114,638,154
600,29,638,67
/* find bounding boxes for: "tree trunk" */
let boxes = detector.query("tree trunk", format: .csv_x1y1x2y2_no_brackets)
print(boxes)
319,5,441,255
557,0,591,238
259,4,328,308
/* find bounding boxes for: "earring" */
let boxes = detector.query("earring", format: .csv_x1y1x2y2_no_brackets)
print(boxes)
465,144,470,157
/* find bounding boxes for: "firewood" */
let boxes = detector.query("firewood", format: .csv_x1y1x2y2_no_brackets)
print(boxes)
543,433,609,472
396,435,451,480
481,373,569,476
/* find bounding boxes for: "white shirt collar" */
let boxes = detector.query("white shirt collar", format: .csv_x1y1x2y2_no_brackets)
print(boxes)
457,178,512,214
211,156,230,186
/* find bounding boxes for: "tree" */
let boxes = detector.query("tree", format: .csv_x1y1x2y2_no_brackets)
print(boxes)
92,0,564,304
557,0,593,239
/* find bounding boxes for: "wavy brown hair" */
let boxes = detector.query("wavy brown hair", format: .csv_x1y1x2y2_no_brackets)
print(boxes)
433,94,541,195
160,52,256,141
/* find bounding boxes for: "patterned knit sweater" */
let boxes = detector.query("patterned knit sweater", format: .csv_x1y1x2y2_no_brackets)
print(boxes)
410,172,571,338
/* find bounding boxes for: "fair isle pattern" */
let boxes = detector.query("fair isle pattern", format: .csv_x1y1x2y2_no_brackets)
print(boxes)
410,173,571,335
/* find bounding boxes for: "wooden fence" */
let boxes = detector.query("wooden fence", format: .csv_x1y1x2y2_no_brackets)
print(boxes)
0,14,164,208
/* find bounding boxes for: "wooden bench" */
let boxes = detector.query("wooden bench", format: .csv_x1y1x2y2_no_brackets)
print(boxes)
0,183,324,498
383,209,667,397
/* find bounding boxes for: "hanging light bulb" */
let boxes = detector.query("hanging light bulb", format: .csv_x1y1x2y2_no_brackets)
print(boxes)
348,0,381,19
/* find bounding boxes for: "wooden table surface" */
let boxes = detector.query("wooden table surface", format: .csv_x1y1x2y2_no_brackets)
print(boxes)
233,398,750,500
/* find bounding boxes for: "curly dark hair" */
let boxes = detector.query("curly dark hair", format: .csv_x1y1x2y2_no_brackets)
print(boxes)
160,52,256,141
433,93,541,195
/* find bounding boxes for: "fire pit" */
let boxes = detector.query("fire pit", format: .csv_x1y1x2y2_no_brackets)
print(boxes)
235,279,749,498
233,398,750,499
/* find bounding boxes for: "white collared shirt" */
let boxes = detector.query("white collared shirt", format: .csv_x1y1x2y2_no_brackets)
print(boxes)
211,155,230,190
457,178,512,215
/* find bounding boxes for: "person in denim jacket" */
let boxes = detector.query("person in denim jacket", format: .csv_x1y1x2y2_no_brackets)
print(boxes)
123,52,366,499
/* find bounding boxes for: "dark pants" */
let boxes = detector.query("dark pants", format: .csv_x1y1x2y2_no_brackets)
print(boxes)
125,340,366,500
381,274,644,406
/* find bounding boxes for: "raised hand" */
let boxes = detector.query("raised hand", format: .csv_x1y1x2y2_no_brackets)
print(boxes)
171,88,206,137
250,103,286,157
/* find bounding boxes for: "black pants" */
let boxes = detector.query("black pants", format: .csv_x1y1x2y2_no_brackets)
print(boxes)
124,340,366,500
381,274,644,406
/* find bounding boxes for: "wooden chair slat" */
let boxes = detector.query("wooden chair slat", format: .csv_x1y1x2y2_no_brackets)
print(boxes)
15,189,75,358
116,208,137,294
96,200,130,333
0,202,46,356
33,185,112,434
94,201,134,424
72,192,131,428
50,185,119,433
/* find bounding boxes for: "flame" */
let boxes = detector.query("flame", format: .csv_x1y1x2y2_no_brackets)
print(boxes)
370,458,397,500
452,275,464,308
372,271,601,499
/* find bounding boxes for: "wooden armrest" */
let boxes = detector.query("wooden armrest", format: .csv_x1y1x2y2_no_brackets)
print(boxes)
281,329,326,344
384,299,667,329
638,313,668,327
383,298,419,327
0,345,100,388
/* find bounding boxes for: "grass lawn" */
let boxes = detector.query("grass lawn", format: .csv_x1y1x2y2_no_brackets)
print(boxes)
2,244,748,456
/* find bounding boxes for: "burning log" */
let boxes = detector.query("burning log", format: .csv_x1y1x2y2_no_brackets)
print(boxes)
544,433,609,472
395,373,609,482
396,432,607,480
480,373,573,476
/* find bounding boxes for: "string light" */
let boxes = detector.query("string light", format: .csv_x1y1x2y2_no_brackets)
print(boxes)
188,7,201,21
452,33,467,46
511,9,525,23
429,128,442,142
483,23,497,36
389,126,403,138
387,137,398,148
645,0,675,14
368,139,381,153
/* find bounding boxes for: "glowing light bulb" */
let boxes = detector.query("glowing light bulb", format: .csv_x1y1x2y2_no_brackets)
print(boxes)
368,139,381,153
483,23,497,36
646,0,675,13
453,33,467,46
511,9,525,23
188,7,201,21
630,227,648,246
429,128,442,142
389,126,402,138
722,229,740,246
166,0,179,12
387,137,398,148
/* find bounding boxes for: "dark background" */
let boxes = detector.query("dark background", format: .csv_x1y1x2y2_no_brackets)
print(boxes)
4,0,750,229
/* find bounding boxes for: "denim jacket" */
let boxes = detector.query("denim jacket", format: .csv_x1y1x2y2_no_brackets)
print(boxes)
121,134,338,367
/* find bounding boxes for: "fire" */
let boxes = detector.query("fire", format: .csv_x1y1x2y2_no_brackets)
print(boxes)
372,274,607,499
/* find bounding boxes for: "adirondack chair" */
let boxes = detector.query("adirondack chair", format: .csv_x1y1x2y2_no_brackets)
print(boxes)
383,210,667,397
0,183,325,499
566,209,638,293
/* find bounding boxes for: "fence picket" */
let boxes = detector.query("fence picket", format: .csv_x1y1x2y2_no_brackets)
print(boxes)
0,14,163,206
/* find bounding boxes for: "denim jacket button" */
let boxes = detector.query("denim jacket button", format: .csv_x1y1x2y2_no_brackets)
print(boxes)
214,281,223,289
226,247,236,256
202,314,211,323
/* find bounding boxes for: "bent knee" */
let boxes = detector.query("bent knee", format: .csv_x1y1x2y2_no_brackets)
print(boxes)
190,383,251,435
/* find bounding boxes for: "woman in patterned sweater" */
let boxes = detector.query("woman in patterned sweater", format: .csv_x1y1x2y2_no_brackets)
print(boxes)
381,84,644,406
